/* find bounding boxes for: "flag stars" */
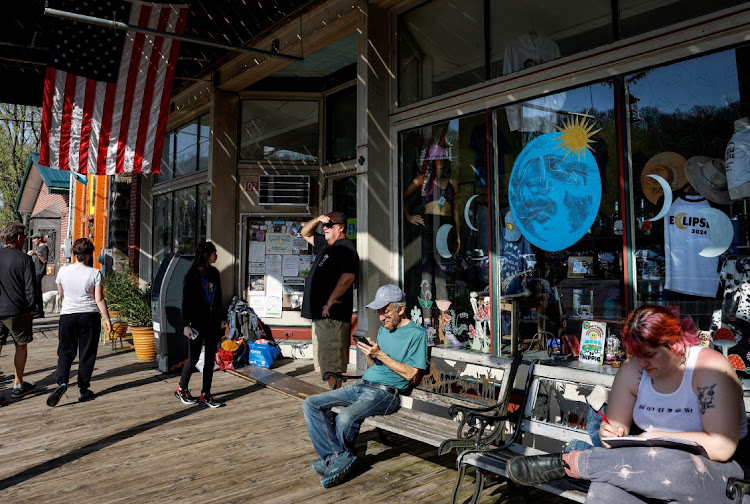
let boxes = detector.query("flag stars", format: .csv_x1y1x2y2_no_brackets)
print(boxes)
661,479,672,486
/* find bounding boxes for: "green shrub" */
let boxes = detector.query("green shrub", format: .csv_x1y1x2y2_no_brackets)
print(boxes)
105,267,152,327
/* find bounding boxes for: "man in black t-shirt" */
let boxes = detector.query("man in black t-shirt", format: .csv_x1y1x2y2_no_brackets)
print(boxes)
29,232,48,318
301,212,358,389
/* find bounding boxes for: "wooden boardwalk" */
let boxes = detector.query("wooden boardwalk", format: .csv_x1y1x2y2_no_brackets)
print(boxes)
0,317,569,504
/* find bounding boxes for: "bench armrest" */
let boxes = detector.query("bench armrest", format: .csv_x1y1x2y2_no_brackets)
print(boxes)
727,477,750,502
322,372,362,389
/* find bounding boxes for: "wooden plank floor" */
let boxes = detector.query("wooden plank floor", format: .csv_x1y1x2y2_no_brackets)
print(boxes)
0,316,570,504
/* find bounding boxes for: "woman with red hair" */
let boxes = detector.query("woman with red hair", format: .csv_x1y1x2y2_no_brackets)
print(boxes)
507,305,747,503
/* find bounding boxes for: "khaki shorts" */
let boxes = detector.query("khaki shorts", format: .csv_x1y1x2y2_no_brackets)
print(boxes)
311,319,351,377
0,313,34,345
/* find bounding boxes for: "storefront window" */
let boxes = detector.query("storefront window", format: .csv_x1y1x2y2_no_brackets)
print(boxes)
401,111,492,350
489,0,612,79
398,0,485,106
153,192,173,272
156,131,175,183
239,100,319,162
626,46,750,344
198,115,210,171
175,120,199,177
155,114,209,183
198,183,209,244
152,184,209,273
491,80,622,354
325,87,356,163
619,0,746,40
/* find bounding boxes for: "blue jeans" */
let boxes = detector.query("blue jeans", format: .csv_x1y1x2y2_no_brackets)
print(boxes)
302,381,400,460
566,405,605,452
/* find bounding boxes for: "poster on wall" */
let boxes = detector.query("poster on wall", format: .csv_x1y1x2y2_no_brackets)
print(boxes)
298,255,313,276
248,295,267,318
282,255,300,277
266,233,292,254
579,320,607,365
249,242,265,262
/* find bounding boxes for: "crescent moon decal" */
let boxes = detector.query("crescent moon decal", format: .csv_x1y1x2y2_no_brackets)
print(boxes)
699,208,734,257
435,224,454,259
675,212,688,230
646,174,673,221
464,195,479,231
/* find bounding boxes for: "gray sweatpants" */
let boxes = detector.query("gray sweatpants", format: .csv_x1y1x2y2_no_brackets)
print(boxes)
577,447,746,504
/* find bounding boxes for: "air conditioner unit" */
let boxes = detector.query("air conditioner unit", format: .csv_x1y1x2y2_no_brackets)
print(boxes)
258,175,311,206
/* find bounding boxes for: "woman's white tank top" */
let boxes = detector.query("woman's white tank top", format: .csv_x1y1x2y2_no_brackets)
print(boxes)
632,346,747,437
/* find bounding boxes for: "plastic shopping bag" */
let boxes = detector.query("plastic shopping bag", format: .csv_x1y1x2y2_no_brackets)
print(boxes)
246,339,280,369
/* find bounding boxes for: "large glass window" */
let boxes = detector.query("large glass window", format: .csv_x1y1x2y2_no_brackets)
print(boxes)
175,120,199,177
152,184,208,273
240,100,319,162
619,0,745,39
153,192,173,271
491,81,621,354
401,111,493,351
156,131,175,183
398,0,485,107
198,115,210,171
626,46,750,338
489,0,612,79
326,87,356,163
155,114,209,183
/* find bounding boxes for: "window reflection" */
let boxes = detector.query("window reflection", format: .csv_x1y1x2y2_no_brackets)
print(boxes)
619,0,746,39
626,46,749,334
173,187,197,255
401,112,491,350
153,193,172,273
490,0,612,79
240,100,319,162
175,120,198,177
492,81,621,351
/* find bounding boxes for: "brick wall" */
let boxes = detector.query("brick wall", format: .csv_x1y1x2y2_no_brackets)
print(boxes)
30,181,69,268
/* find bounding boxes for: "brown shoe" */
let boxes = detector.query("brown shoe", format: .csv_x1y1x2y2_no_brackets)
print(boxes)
506,454,567,486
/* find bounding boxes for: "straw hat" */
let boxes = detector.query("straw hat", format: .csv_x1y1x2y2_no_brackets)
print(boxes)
685,156,731,205
641,152,688,204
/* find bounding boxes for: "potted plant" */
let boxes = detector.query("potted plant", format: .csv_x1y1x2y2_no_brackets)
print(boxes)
110,270,156,362
104,268,133,341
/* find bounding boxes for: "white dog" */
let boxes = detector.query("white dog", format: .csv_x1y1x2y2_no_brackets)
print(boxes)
42,290,61,314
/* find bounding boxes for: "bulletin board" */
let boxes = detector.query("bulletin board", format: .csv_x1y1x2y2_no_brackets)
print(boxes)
245,218,312,318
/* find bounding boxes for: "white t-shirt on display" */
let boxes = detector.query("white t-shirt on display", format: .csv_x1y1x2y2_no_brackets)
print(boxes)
55,262,103,314
503,33,564,133
664,196,720,297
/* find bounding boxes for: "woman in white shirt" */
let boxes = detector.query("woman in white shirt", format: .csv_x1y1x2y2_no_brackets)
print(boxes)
507,305,747,503
47,238,113,406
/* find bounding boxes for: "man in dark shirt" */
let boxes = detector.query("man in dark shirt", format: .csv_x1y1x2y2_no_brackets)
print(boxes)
0,222,37,403
301,212,358,389
29,231,48,318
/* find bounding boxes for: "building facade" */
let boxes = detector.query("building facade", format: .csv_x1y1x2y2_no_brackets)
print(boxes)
134,0,750,366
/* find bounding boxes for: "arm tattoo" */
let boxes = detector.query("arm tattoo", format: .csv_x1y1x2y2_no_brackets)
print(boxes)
697,384,716,414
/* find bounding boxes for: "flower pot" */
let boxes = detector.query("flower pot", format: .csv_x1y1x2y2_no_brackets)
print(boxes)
130,326,156,361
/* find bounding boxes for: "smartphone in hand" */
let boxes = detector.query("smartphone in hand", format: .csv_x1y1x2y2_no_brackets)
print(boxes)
190,327,199,340
355,336,371,347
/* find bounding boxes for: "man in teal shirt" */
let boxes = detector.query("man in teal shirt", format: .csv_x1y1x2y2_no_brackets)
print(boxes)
302,284,427,489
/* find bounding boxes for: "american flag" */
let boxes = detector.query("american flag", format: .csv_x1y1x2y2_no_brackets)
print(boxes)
39,0,188,175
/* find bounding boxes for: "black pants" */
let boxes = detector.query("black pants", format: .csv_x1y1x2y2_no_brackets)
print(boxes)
34,275,44,316
179,333,218,395
57,312,100,390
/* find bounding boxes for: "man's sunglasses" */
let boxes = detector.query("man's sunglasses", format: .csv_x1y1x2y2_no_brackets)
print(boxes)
323,221,342,229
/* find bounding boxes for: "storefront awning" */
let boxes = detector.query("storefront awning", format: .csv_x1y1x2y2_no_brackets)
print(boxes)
14,152,86,213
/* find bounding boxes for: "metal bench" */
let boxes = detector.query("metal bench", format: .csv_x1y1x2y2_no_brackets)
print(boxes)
440,360,616,504
328,350,524,449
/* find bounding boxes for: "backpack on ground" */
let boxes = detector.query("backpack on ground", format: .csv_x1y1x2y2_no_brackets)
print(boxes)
226,296,275,343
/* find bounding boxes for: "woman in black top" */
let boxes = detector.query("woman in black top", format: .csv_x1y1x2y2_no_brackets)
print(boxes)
175,241,226,408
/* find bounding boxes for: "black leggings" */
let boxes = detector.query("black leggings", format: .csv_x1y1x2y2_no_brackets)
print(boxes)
179,333,218,395
57,312,100,390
